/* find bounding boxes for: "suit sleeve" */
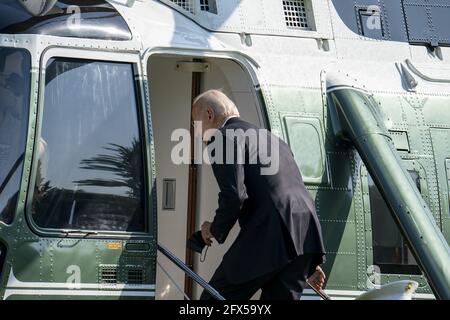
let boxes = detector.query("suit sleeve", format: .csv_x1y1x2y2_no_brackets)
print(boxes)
209,137,248,244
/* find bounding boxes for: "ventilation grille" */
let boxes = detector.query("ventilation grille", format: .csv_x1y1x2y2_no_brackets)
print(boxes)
99,265,118,284
200,0,210,11
283,0,309,29
169,0,195,14
127,268,145,284
200,0,217,13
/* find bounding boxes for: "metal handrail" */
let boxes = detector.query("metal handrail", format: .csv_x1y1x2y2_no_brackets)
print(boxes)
157,243,225,300
405,59,450,83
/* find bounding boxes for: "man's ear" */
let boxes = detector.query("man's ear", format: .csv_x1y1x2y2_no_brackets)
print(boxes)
207,107,214,121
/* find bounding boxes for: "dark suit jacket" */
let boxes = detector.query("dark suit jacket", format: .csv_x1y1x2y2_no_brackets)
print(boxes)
208,117,325,284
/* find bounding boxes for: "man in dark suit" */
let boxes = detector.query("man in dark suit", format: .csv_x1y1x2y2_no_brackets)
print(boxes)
192,90,326,300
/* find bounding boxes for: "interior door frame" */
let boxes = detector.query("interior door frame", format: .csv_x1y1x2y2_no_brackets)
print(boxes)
143,48,269,298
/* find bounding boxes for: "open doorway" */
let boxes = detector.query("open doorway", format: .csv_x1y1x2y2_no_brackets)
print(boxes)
148,54,265,300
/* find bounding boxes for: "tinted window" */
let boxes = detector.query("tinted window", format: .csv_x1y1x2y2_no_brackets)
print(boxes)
0,48,30,224
31,58,145,232
0,0,131,41
369,171,421,275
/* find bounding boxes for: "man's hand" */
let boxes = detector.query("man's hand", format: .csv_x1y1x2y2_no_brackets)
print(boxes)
201,221,213,246
308,265,326,291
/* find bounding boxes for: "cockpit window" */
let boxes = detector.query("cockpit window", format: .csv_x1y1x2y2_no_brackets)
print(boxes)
31,58,146,233
0,48,30,225
0,0,132,41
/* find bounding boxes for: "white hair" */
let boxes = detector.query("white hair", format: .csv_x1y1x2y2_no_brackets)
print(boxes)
193,89,240,118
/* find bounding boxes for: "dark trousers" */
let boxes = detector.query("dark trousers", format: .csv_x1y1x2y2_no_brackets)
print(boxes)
200,254,316,300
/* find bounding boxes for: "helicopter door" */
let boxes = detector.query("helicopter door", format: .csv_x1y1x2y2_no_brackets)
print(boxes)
3,48,156,299
147,54,265,300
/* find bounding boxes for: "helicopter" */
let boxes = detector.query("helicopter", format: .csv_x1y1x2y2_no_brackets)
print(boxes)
0,0,449,300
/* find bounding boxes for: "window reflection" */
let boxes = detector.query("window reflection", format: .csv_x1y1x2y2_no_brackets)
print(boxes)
0,0,132,41
32,58,145,232
0,48,30,224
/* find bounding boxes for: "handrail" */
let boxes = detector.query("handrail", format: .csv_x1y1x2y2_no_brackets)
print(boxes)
157,243,225,300
405,59,450,84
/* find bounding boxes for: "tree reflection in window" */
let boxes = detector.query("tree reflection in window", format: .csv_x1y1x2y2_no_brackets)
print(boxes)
75,140,142,200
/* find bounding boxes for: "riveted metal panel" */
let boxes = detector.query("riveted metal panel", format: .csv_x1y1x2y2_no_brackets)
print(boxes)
159,0,332,39
402,0,450,46
315,189,358,291
430,129,450,245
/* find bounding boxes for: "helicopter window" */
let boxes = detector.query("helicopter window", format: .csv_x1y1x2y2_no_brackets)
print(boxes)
31,58,146,233
0,48,30,225
368,171,421,275
0,0,132,41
